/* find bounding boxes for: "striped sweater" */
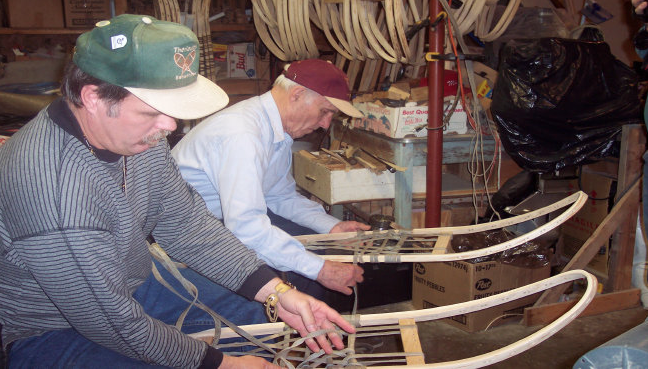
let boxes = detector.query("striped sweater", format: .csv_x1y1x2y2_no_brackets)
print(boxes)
0,99,273,368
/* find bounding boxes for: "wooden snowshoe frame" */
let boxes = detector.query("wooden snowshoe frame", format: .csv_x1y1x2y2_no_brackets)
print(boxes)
296,191,587,263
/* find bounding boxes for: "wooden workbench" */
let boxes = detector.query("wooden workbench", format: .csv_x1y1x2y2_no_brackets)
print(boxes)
329,121,497,228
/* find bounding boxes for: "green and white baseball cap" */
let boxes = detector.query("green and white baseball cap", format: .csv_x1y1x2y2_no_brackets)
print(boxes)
74,14,228,120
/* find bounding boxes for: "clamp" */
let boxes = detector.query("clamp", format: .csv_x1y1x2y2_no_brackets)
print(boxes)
425,52,486,62
405,12,447,40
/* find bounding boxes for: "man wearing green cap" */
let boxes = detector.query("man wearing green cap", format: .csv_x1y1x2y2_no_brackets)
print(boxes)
0,14,354,368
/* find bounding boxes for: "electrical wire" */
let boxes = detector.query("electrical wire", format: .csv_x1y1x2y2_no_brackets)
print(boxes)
441,0,502,224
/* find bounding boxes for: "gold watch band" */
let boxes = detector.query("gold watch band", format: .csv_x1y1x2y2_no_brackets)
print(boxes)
264,281,296,322
274,281,294,295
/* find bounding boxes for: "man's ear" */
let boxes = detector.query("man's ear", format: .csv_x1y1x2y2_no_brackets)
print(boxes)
288,85,307,103
79,85,101,114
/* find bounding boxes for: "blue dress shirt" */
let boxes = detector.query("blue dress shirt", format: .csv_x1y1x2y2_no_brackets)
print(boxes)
171,91,340,279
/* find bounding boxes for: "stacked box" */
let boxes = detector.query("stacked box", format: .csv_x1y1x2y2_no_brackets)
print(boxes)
412,260,550,332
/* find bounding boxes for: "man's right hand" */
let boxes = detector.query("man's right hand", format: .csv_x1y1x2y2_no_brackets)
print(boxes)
317,260,364,295
633,0,647,15
219,355,281,368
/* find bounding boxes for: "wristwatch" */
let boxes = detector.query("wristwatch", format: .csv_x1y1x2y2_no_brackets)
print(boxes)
264,281,296,322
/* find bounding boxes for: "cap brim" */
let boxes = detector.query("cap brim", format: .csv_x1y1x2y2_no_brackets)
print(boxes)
126,75,229,120
326,97,363,118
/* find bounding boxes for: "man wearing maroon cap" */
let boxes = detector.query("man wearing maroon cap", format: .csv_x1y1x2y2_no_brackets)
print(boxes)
172,59,369,303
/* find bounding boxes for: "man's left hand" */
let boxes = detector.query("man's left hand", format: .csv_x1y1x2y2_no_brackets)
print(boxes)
276,288,356,354
330,221,370,233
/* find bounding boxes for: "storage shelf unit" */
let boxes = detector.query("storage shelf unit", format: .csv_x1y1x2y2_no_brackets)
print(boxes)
0,28,88,35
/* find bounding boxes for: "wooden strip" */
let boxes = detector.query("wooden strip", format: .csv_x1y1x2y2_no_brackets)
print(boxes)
277,0,297,59
253,2,288,60
478,0,522,42
458,0,487,36
252,0,275,26
298,150,318,160
297,191,586,242
287,0,307,58
350,0,374,59
358,59,378,93
607,124,646,292
328,3,355,58
384,0,401,62
534,180,640,306
432,234,451,255
410,0,427,76
369,59,386,92
315,0,353,60
393,0,410,61
342,0,362,60
346,59,362,89
308,0,323,29
314,192,587,263
398,319,425,365
365,1,398,61
321,148,351,171
300,0,320,58
355,156,378,172
357,1,396,63
360,148,407,171
524,288,641,327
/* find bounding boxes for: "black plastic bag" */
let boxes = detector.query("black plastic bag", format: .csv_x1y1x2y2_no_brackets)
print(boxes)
451,229,551,268
491,38,642,173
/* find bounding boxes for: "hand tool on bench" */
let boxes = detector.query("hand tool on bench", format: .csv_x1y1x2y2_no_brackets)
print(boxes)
358,148,407,173
321,148,352,172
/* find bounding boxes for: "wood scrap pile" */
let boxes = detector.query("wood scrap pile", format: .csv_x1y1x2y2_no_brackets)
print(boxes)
299,145,403,174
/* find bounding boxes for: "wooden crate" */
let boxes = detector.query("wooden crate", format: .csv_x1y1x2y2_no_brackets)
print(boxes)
293,150,426,205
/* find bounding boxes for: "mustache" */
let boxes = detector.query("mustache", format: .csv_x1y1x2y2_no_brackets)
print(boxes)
141,130,172,146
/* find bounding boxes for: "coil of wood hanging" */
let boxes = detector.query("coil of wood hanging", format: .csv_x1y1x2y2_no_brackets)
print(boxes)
473,0,522,42
250,0,521,76
310,0,426,64
252,0,320,61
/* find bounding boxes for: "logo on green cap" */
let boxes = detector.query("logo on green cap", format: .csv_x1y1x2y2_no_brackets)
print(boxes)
174,46,197,80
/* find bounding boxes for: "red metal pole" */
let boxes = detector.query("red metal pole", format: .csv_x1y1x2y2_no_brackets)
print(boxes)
425,0,445,228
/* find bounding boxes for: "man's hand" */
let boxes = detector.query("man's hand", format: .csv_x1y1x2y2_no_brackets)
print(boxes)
330,221,370,233
633,0,648,20
255,278,356,355
317,260,364,295
275,288,356,355
633,0,647,13
219,355,281,368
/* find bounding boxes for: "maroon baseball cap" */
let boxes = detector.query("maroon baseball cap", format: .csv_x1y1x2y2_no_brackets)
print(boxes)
283,59,363,118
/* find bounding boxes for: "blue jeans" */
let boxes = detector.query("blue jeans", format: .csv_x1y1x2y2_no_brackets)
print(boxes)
266,209,326,300
8,260,266,368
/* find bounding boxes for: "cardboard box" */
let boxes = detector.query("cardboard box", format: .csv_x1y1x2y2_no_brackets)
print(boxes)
561,171,614,275
293,151,426,204
412,260,550,332
352,100,468,138
63,0,111,28
5,0,65,28
213,43,228,63
227,43,256,78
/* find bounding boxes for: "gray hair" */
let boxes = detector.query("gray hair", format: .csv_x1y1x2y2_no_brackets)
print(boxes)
273,63,319,104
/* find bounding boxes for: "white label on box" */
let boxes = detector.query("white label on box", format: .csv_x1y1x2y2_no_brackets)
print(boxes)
227,43,256,78
353,101,468,138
